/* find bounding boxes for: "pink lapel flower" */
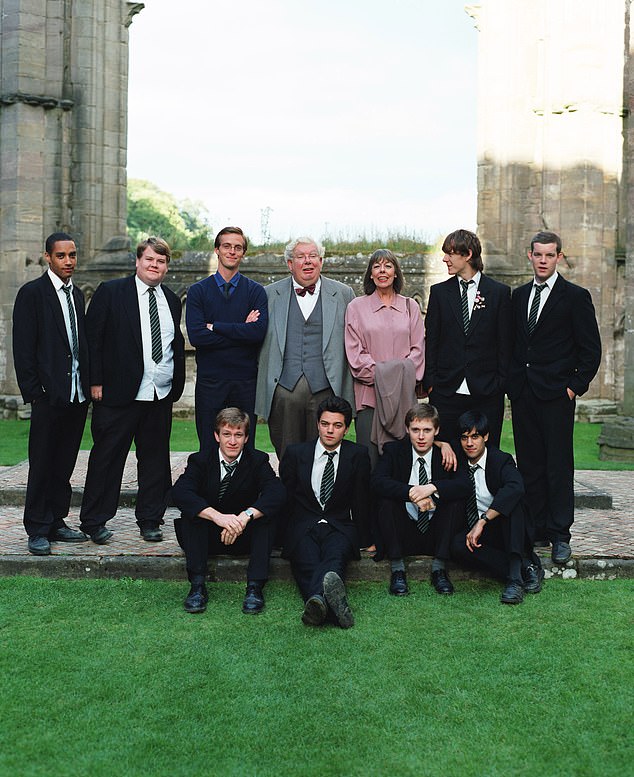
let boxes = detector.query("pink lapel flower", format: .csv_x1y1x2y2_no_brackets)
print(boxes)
473,291,486,310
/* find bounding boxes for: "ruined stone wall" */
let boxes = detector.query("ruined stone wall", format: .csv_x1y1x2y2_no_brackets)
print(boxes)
0,0,140,395
471,0,627,402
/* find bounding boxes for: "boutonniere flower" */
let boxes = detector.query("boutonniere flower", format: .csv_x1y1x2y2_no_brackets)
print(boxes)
473,291,486,310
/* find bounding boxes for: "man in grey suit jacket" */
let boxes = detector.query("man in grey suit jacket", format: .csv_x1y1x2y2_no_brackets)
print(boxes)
255,236,355,461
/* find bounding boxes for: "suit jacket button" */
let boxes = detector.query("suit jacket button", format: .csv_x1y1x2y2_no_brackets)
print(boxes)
526,363,530,367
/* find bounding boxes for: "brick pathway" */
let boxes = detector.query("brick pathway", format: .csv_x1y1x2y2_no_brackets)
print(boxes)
0,453,632,579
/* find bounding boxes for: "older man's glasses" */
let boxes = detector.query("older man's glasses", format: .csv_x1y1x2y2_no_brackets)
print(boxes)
293,252,320,262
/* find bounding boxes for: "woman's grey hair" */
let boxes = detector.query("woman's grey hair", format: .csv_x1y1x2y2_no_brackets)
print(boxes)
284,237,325,262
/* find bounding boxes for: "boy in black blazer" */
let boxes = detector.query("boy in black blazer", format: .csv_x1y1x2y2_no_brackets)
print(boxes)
171,407,285,614
423,229,511,447
508,231,601,564
79,237,185,544
372,404,470,597
12,232,89,555
450,411,543,605
280,396,370,628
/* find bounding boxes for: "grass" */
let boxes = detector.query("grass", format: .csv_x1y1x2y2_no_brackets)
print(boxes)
0,418,631,469
0,577,631,777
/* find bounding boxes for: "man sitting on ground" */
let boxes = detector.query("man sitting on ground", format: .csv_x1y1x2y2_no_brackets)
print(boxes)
372,404,469,596
171,407,285,615
450,410,543,605
280,396,370,629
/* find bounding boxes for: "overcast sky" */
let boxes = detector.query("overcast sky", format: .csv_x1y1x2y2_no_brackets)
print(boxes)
127,0,478,245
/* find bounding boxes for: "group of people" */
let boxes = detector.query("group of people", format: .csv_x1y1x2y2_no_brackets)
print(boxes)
13,225,601,626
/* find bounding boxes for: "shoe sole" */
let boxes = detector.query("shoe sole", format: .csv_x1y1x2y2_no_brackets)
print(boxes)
91,533,113,545
389,589,410,596
323,572,354,628
524,572,545,594
51,536,89,543
28,547,51,556
302,597,327,626
184,605,207,614
142,535,163,542
500,597,523,605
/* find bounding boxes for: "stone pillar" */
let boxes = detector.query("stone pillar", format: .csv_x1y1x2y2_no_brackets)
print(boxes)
0,0,142,395
470,0,626,403
599,2,634,461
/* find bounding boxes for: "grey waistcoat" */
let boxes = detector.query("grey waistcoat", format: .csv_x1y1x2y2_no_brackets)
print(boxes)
278,291,330,393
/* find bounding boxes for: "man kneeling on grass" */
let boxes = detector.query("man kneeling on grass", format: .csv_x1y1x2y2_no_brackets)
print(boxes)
450,410,544,605
279,396,371,628
171,407,285,615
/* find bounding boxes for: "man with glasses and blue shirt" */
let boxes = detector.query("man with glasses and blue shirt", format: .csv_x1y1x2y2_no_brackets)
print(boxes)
186,226,268,453
255,237,355,461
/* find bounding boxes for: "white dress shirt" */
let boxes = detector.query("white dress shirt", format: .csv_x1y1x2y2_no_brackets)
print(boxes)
135,276,175,401
292,277,322,320
311,439,341,510
469,448,494,515
406,446,436,522
526,272,558,324
457,270,481,395
47,269,85,403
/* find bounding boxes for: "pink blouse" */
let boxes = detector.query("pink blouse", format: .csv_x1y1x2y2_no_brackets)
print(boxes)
344,291,425,411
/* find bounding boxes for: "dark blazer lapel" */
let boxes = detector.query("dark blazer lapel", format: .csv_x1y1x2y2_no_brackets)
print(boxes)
517,283,532,335
302,440,323,510
207,456,222,503
534,275,565,330
397,438,413,482
123,275,143,355
329,442,352,504
448,277,464,330
42,274,71,347
468,274,491,337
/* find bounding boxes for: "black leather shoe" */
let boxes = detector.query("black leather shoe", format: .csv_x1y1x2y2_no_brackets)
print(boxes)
501,580,525,605
533,539,550,548
50,526,88,542
523,563,545,594
242,583,265,614
89,526,113,545
389,570,409,596
431,569,454,595
140,527,163,542
184,583,208,613
302,595,327,626
323,571,354,628
28,536,51,555
552,541,572,565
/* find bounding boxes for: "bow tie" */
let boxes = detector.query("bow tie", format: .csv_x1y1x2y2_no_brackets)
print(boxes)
295,284,316,297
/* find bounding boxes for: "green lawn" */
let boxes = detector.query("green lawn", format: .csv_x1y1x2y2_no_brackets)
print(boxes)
0,577,631,777
0,418,631,469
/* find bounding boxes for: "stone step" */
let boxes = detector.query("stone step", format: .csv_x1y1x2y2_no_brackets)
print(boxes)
0,454,614,509
0,551,631,581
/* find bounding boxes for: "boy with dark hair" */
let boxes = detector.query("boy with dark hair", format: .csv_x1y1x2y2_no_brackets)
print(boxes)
450,410,543,605
280,396,370,628
423,228,512,447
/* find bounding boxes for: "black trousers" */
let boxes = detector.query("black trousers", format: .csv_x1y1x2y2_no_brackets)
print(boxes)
511,384,575,543
430,390,504,449
80,397,173,532
194,376,256,455
175,513,275,582
23,398,88,537
450,502,537,582
289,522,354,601
375,498,463,562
